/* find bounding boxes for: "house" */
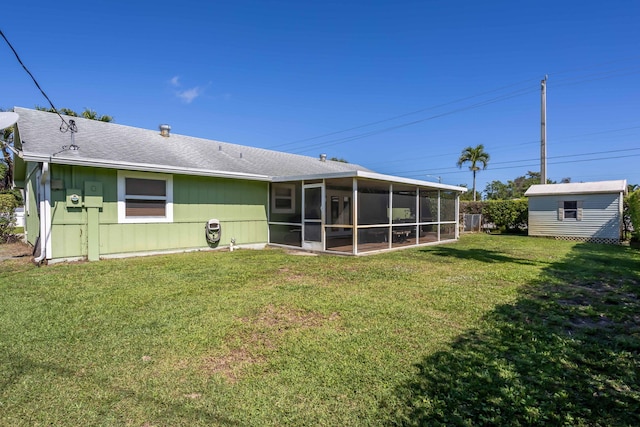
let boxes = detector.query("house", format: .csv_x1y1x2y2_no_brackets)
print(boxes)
524,180,628,244
12,107,467,262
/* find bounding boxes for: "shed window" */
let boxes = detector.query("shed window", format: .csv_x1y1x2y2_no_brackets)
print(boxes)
558,200,582,221
118,171,173,223
272,184,295,213
564,201,577,219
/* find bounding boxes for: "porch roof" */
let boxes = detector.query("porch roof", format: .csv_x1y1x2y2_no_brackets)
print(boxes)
272,170,468,192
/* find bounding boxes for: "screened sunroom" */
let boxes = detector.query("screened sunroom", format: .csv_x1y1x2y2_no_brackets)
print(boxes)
268,171,466,254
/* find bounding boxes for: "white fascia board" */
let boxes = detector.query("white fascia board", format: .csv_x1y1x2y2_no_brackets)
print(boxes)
355,170,468,191
272,171,359,182
274,170,468,192
21,153,272,182
525,179,628,197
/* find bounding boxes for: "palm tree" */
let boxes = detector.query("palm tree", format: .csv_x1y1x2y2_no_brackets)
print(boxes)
456,144,490,201
82,108,113,122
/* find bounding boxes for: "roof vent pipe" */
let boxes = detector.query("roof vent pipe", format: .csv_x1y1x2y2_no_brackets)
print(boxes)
159,124,171,137
320,153,327,162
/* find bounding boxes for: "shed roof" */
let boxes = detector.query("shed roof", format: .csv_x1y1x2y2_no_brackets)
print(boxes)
524,180,628,197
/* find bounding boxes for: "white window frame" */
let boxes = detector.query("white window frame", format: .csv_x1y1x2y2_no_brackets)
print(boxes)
117,171,173,223
271,183,296,214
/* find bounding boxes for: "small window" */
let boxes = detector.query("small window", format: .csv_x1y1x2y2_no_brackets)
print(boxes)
558,200,582,221
564,201,578,219
272,184,295,214
118,171,173,223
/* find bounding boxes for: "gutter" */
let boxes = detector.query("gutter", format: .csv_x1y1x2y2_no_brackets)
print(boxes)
33,162,50,265
22,154,272,182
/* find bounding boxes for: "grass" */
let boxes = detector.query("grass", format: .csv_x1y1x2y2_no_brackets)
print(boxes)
0,234,638,426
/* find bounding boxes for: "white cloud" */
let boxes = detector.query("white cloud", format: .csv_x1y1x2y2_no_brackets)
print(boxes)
177,86,204,104
168,77,213,103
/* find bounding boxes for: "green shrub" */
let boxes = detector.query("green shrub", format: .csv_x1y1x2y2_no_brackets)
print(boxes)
460,201,484,215
482,199,528,232
0,193,18,243
627,190,640,241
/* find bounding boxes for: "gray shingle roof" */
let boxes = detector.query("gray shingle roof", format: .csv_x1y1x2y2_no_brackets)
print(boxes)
14,107,370,180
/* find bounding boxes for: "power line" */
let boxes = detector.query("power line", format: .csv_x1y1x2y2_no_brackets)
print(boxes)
552,67,640,89
546,55,640,77
289,85,539,155
266,77,538,150
396,148,640,178
272,56,640,155
368,122,640,171
0,28,71,130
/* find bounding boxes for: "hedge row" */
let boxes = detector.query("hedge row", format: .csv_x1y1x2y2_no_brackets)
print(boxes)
627,190,640,240
461,199,528,232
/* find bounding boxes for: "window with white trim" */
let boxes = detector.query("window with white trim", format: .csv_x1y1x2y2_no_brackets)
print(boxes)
271,183,295,214
118,171,173,223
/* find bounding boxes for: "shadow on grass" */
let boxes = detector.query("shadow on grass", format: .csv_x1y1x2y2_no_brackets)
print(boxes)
423,246,538,266
390,243,640,426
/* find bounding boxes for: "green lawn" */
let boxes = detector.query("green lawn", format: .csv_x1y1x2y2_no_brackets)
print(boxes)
1,235,639,426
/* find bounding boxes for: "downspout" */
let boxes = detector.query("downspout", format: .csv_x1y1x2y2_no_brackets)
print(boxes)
33,162,49,265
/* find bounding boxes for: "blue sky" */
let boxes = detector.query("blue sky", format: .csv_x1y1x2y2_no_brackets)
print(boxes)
3,1,639,193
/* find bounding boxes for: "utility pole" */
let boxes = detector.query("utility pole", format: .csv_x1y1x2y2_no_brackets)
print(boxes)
540,76,547,184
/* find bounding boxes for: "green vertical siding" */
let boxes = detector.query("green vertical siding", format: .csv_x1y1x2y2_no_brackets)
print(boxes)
47,165,268,259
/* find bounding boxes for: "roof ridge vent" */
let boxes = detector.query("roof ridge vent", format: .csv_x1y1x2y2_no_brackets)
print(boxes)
159,124,171,137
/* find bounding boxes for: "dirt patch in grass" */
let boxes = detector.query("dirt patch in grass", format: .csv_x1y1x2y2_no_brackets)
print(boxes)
0,241,32,262
203,348,266,383
203,304,340,382
277,267,305,282
241,304,340,329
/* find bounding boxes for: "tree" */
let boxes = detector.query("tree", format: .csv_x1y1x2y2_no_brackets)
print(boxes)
623,185,640,241
456,144,490,201
458,184,481,201
627,189,640,243
81,108,113,122
484,180,512,200
484,171,569,200
1,109,16,192
35,106,113,123
329,157,348,163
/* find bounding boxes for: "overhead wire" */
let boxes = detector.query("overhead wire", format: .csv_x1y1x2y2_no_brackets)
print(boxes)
266,77,539,150
393,147,640,177
0,28,72,131
401,153,640,180
288,85,539,154
277,56,640,164
375,122,640,172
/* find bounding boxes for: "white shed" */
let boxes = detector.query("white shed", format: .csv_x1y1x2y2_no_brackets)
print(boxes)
524,180,628,244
